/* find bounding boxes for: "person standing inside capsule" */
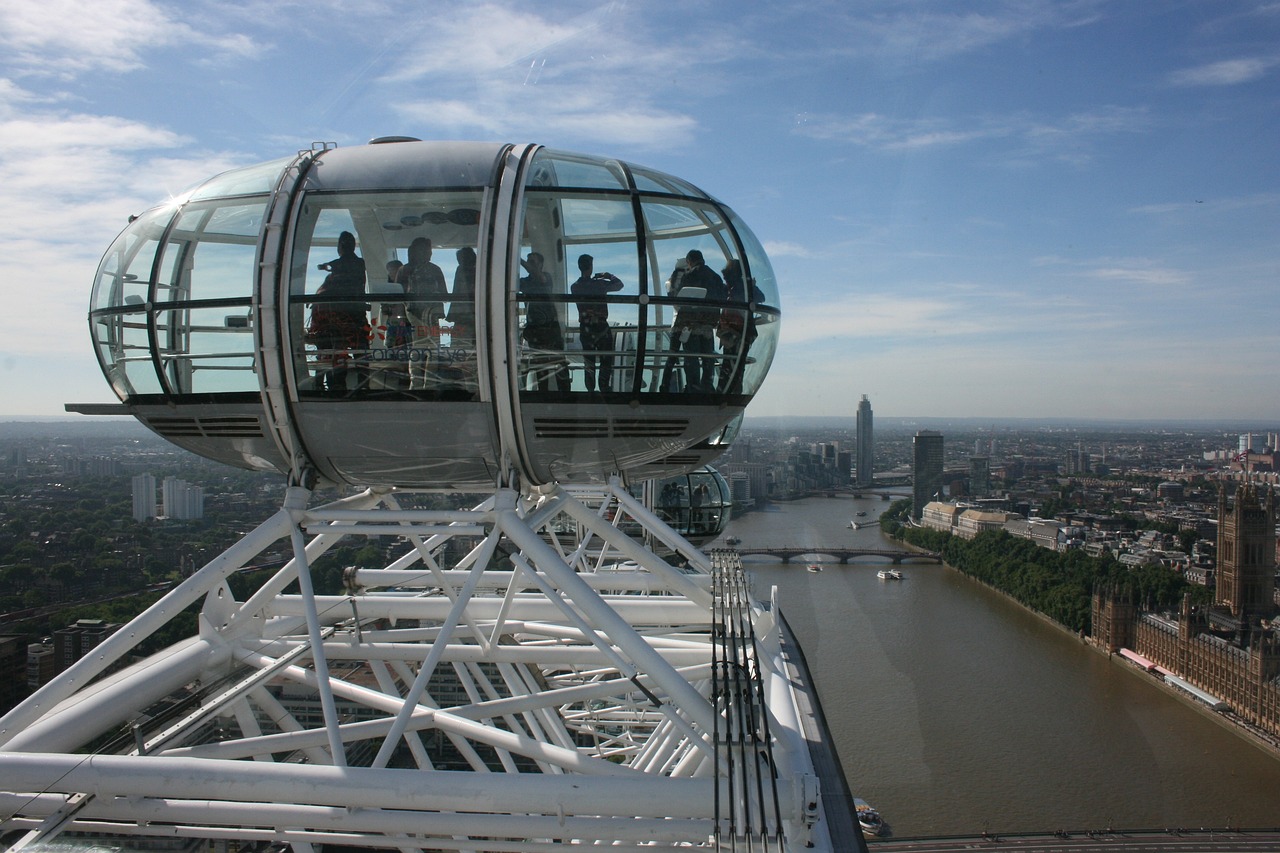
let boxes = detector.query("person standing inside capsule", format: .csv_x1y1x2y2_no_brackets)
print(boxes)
570,254,624,393
308,230,367,393
669,249,724,393
716,258,764,395
519,251,569,391
401,237,447,390
448,247,477,351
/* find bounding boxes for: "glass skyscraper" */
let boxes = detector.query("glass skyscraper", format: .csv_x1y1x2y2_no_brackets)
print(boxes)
912,429,944,519
855,394,873,487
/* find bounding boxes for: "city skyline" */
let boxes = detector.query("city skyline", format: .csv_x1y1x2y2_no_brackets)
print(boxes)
1,1,1278,421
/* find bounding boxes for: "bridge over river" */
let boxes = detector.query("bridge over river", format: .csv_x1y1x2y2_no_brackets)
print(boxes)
735,547,941,565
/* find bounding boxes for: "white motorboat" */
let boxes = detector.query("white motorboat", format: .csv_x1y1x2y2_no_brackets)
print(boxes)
854,797,885,837
877,569,903,580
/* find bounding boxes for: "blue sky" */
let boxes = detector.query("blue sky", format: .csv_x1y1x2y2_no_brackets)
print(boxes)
2,0,1277,421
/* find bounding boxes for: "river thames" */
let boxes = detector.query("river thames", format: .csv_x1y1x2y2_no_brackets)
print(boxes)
716,497,1280,838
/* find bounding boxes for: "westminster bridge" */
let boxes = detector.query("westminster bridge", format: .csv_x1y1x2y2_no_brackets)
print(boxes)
734,547,941,565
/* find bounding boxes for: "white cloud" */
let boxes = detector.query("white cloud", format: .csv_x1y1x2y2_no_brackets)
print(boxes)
0,0,262,77
762,241,815,259
796,106,1147,159
1169,57,1276,87
379,3,711,150
0,106,248,357
790,2,1096,65
780,293,979,344
1086,263,1191,287
796,112,1009,150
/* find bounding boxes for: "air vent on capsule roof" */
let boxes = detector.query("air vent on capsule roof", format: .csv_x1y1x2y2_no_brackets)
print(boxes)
369,136,422,144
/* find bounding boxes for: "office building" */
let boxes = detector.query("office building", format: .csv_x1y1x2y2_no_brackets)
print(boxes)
132,472,157,522
912,430,944,520
855,394,874,487
969,456,991,497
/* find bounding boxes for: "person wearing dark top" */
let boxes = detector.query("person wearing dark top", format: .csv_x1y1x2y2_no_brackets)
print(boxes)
319,230,367,284
716,258,765,394
519,251,568,391
570,253,624,392
401,237,447,390
307,231,367,393
668,249,725,392
309,271,367,393
371,259,410,350
448,247,477,350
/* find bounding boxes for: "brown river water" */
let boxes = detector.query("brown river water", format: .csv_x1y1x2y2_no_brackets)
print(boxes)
718,497,1280,837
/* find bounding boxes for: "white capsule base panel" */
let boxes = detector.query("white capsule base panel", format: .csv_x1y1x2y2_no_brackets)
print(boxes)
0,482,834,852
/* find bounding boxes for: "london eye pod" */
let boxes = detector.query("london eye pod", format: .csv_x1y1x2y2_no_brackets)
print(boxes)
82,139,781,490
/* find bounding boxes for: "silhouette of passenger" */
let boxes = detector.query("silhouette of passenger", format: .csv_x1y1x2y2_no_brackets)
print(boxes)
319,230,367,285
448,247,477,350
308,273,367,393
716,259,764,394
371,259,410,350
307,231,367,393
570,254,624,392
667,249,724,392
519,252,568,391
401,237,447,390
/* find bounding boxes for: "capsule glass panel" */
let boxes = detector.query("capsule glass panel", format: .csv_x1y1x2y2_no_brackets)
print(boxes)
187,156,291,201
89,205,174,398
151,198,265,395
722,208,779,397
640,200,736,396
287,190,485,398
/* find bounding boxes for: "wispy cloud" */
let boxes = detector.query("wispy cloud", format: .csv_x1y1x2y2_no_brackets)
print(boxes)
0,101,247,353
796,112,1013,150
396,97,698,149
780,293,982,344
0,0,260,77
1169,57,1277,87
787,1,1102,64
1034,253,1192,287
762,241,816,259
1131,192,1280,215
796,106,1149,163
1087,265,1191,287
379,3,713,149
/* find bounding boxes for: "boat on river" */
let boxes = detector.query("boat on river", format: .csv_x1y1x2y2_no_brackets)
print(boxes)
877,569,903,580
854,798,885,837
807,563,823,573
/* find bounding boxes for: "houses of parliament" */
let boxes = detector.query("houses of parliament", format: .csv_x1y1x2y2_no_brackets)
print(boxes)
1093,481,1280,742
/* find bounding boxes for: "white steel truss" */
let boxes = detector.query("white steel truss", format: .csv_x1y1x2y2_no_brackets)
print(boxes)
0,479,833,851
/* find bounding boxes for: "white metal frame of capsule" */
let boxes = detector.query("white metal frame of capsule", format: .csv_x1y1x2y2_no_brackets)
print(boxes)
76,140,781,491
0,479,833,851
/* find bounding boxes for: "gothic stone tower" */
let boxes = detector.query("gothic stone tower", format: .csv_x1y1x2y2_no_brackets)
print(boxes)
1215,482,1277,624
